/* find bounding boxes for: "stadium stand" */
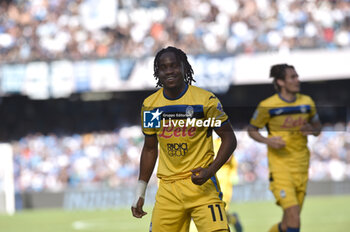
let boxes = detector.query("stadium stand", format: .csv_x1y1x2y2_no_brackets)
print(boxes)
0,0,349,63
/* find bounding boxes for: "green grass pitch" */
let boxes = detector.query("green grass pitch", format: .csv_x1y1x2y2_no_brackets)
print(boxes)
1,195,349,232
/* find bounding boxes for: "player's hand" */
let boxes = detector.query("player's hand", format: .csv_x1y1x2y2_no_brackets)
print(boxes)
267,136,286,149
300,123,314,136
131,197,147,218
191,167,211,185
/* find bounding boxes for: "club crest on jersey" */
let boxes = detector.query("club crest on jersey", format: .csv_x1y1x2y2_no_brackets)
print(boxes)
143,109,162,128
186,106,194,118
300,105,308,113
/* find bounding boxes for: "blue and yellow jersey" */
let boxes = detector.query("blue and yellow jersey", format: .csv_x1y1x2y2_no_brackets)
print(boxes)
250,93,317,172
141,85,228,181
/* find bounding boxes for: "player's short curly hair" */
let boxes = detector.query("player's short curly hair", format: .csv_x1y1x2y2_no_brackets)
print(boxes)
270,63,295,92
153,46,195,87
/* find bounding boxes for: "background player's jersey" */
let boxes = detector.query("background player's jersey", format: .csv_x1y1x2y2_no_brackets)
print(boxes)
214,138,237,175
214,138,238,207
250,93,317,172
142,85,228,181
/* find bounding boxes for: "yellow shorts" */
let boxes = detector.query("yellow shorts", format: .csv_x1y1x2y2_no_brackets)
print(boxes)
150,176,230,232
269,172,308,210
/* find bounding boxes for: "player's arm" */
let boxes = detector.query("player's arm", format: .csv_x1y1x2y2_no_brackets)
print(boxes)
247,125,286,149
300,114,321,136
210,122,237,174
131,134,158,218
300,99,322,136
248,104,285,149
191,123,236,185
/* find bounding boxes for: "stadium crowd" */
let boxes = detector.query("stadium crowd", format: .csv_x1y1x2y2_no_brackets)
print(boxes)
12,122,350,192
2,0,350,194
1,0,350,63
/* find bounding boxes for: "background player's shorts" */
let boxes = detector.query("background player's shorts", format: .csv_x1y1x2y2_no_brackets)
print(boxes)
151,176,230,232
269,172,308,210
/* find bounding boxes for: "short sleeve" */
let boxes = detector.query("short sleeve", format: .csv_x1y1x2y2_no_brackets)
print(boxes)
141,102,157,136
250,102,270,129
206,95,228,127
308,98,318,122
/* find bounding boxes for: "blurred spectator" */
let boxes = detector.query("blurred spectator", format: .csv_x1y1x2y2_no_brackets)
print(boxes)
11,122,350,192
12,126,151,192
1,0,350,63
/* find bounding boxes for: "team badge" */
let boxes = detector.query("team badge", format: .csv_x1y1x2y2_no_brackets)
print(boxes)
300,105,307,113
186,106,194,118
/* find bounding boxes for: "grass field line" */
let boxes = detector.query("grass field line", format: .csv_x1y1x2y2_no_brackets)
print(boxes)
72,217,140,231
0,195,349,232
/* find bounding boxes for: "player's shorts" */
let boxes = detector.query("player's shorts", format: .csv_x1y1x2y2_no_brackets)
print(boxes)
150,176,230,232
269,171,308,210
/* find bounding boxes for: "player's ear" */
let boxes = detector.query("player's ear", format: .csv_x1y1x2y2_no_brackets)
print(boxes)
276,79,285,89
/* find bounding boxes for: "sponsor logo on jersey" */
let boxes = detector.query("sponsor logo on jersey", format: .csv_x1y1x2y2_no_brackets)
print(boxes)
281,116,308,128
274,109,284,115
217,102,223,112
167,143,188,156
159,125,197,138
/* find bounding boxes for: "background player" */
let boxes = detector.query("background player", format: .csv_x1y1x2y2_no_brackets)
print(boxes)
248,64,321,232
214,136,243,232
131,46,237,232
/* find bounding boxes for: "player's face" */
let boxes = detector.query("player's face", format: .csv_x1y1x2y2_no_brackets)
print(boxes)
281,68,300,94
157,52,185,90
